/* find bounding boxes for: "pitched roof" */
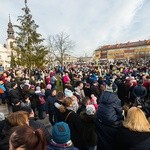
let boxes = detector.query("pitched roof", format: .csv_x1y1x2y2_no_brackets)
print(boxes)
98,39,150,50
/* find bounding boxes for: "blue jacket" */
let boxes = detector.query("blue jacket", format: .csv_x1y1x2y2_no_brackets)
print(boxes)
0,84,6,92
96,91,123,126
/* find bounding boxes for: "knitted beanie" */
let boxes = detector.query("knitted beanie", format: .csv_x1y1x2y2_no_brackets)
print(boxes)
86,104,96,115
46,84,52,90
52,122,70,144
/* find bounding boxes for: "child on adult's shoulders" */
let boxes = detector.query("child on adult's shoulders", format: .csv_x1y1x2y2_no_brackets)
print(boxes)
90,94,99,111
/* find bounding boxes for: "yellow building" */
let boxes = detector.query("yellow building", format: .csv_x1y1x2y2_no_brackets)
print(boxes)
93,39,150,61
93,49,101,61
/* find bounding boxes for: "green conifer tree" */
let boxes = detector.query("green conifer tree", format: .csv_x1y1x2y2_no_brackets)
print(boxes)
12,0,48,70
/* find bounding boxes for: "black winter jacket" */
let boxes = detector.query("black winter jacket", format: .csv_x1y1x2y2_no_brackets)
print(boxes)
60,109,88,150
80,112,98,147
115,127,150,150
29,118,52,143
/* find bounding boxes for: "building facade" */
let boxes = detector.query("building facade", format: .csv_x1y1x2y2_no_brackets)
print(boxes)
63,54,78,64
0,44,11,68
93,40,150,62
0,17,15,69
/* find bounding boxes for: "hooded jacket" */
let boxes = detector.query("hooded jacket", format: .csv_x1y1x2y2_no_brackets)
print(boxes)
80,112,98,147
96,91,123,126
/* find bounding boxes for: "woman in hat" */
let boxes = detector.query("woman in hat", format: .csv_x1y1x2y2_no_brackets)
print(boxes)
80,105,98,150
35,86,46,119
47,122,78,150
56,97,87,150
95,79,123,150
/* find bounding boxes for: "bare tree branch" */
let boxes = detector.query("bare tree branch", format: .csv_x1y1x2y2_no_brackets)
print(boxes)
48,32,74,66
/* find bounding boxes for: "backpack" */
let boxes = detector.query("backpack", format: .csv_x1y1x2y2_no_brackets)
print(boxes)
39,96,46,105
0,88,4,94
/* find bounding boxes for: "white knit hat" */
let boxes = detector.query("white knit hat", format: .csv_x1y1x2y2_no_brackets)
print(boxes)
35,86,41,93
0,112,5,121
86,105,96,115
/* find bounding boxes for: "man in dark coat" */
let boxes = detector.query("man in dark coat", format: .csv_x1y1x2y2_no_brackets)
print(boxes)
8,82,21,113
133,80,147,100
95,80,123,150
46,89,57,125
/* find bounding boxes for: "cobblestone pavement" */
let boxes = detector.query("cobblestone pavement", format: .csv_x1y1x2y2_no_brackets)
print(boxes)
0,104,52,132
0,103,8,116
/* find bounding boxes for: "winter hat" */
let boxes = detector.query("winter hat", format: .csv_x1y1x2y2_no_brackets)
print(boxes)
86,104,96,115
105,84,113,92
0,112,5,121
35,86,41,93
64,88,73,97
25,79,30,84
24,80,31,88
52,122,70,144
105,79,118,93
46,84,52,90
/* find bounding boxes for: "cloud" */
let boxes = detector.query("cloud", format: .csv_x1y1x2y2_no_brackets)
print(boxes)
0,0,148,57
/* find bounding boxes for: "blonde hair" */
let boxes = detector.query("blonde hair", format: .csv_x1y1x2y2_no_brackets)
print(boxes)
7,111,29,126
123,107,150,132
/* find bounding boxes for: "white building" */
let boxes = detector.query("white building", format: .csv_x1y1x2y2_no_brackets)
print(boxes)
0,16,15,69
0,44,11,69
63,54,78,64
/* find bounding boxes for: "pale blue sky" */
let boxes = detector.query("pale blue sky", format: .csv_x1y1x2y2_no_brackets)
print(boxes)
0,0,149,56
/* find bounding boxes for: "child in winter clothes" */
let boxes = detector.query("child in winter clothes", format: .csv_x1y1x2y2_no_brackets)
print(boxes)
64,88,79,113
90,94,99,111
80,105,98,150
47,122,78,150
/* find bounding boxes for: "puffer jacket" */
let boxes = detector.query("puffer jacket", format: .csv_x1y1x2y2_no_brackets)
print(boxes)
96,91,123,126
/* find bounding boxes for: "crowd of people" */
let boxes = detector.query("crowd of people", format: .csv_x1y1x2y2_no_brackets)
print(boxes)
0,59,150,150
